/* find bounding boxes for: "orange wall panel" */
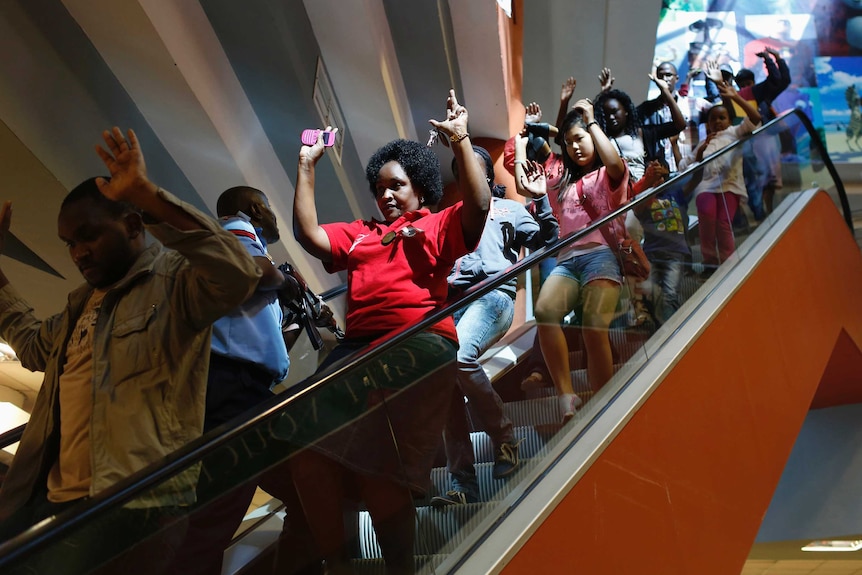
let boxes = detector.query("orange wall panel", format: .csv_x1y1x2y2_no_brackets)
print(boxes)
502,193,862,574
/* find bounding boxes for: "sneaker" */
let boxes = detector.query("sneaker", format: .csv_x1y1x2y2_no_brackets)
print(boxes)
492,439,524,479
430,490,478,508
559,393,583,424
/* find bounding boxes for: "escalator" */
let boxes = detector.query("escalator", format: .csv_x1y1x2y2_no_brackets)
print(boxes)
0,110,859,575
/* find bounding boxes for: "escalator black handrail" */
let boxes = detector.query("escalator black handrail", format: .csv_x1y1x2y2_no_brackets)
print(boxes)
788,109,853,231
0,108,839,567
0,108,827,562
0,424,25,451
318,282,347,301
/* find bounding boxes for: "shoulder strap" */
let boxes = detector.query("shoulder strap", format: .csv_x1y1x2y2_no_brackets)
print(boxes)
611,137,622,157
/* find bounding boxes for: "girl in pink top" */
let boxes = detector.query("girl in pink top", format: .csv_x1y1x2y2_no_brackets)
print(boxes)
524,99,629,423
684,80,761,277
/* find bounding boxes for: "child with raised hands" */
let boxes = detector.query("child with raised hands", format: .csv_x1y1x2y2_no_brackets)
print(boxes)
531,98,629,423
683,79,761,278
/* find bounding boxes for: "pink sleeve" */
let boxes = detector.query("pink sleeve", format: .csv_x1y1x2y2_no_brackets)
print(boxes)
502,136,517,176
607,163,631,209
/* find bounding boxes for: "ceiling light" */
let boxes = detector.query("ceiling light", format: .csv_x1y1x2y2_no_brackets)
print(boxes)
801,540,862,552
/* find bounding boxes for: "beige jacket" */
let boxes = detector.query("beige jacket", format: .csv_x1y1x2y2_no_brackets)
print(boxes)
0,189,260,519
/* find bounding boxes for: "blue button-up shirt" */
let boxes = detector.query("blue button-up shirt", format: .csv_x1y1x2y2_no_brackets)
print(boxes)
210,213,289,383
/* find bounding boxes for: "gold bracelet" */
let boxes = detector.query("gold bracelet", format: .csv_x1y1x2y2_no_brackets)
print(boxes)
450,131,469,143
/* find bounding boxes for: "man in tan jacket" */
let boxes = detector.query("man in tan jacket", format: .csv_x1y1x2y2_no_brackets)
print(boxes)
0,128,260,574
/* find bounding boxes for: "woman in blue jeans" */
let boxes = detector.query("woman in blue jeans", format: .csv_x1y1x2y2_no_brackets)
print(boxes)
431,145,559,506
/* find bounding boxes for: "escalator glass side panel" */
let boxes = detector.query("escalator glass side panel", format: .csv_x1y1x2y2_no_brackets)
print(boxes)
439,110,849,572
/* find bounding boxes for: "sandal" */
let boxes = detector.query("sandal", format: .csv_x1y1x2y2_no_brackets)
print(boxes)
631,297,650,327
521,370,549,391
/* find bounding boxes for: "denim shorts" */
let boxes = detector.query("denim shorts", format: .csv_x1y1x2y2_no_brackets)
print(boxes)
550,246,622,285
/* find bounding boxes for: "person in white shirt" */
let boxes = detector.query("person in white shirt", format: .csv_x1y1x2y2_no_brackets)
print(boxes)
680,81,762,279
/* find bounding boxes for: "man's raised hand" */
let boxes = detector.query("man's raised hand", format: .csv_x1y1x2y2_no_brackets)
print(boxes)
598,68,614,93
525,102,543,124
95,127,152,203
560,76,577,102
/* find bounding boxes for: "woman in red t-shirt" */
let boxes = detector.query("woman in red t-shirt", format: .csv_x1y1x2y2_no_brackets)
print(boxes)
281,90,491,574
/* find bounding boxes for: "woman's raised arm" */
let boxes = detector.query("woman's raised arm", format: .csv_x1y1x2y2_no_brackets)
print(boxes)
429,90,490,248
293,127,336,262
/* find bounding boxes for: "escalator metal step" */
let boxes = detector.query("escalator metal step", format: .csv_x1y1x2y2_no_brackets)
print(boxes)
356,424,561,560
503,395,563,427
357,503,486,559
343,314,657,566
428,430,550,499
436,423,553,465
351,554,447,574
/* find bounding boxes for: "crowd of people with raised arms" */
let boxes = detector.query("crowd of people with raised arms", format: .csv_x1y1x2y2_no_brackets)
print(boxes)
0,46,790,573
507,53,788,425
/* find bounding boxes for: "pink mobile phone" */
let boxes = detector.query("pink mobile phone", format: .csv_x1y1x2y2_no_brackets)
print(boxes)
301,129,336,147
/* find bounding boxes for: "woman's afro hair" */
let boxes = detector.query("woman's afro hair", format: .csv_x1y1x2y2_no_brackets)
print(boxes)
365,139,443,206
